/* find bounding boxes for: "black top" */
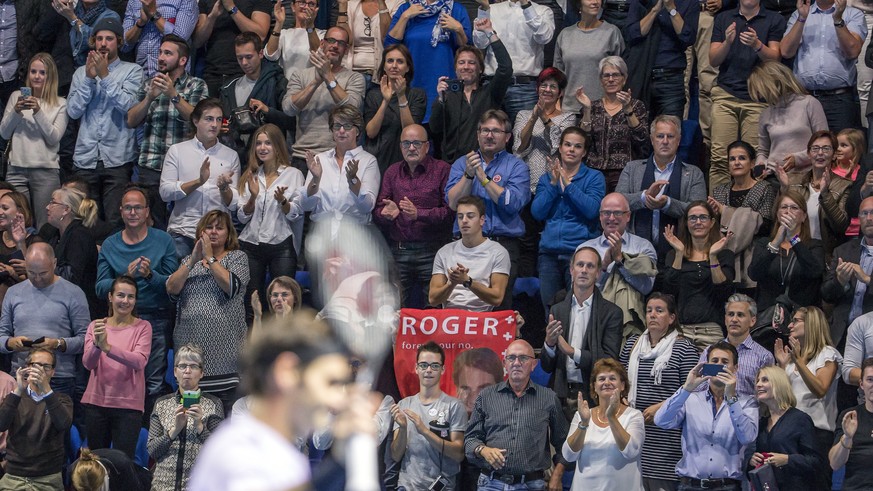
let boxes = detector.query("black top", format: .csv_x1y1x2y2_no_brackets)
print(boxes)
662,248,736,326
198,0,272,90
70,448,152,491
363,86,428,174
712,8,786,100
42,220,101,318
626,0,699,70
748,407,824,490
748,237,826,310
835,404,873,491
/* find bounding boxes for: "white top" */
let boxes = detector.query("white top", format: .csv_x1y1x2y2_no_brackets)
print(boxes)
472,2,555,77
264,27,326,81
432,238,510,312
237,165,305,246
187,414,310,491
160,137,241,239
0,91,68,169
807,185,822,240
562,408,645,491
786,345,842,431
300,146,380,236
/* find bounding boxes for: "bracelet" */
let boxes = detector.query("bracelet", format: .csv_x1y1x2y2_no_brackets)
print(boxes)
136,20,147,28
521,2,532,8
378,8,389,13
789,234,801,246
624,110,634,117
464,172,475,180
55,339,62,350
710,263,720,269
398,101,409,108
228,6,239,15
578,422,589,431
840,436,853,449
798,16,807,23
755,43,763,53
480,177,491,186
271,31,281,37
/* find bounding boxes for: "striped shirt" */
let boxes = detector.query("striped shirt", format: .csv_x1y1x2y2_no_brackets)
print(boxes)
700,335,774,397
621,335,699,481
465,380,569,475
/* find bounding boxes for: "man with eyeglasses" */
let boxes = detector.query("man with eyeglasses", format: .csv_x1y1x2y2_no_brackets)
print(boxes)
0,348,72,490
374,124,453,308
97,185,179,414
466,339,569,490
390,341,467,491
283,26,365,172
445,109,531,310
581,192,658,337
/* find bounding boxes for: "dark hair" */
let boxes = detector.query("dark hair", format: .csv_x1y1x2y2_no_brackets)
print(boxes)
191,98,224,125
378,44,414,84
807,130,837,154
646,292,680,334
452,348,503,387
161,33,190,59
267,275,303,312
417,340,445,364
572,246,603,271
479,109,511,133
589,358,630,402
234,31,263,51
457,195,486,216
862,357,873,378
122,184,150,207
560,126,592,154
0,181,15,193
26,347,56,367
727,140,756,162
707,340,739,365
328,104,363,134
455,45,484,73
678,200,722,259
107,275,138,318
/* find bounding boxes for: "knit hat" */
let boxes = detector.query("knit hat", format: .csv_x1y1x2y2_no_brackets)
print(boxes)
91,16,123,39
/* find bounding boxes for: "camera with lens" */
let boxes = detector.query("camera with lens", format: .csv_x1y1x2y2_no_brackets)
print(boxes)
446,79,463,92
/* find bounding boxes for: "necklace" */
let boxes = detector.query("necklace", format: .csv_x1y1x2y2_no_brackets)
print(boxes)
593,408,607,425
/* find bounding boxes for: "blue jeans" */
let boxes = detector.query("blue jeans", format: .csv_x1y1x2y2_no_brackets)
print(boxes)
538,253,572,313
476,473,545,491
139,310,174,395
171,233,194,260
650,71,686,119
502,82,539,126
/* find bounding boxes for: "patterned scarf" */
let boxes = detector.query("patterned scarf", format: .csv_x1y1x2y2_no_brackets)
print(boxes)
76,0,109,27
409,0,455,47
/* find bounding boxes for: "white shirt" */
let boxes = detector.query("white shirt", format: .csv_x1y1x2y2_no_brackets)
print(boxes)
562,409,645,491
160,137,240,239
237,165,305,246
567,293,593,382
472,2,555,77
807,184,822,240
300,146,380,236
787,346,842,431
264,27,326,81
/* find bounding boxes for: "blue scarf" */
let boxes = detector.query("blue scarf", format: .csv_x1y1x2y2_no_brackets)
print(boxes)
409,0,455,47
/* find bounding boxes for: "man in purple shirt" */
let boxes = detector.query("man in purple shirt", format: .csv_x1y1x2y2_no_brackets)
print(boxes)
373,124,453,308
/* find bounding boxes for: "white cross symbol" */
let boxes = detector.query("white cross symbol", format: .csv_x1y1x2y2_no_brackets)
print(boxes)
503,332,513,341
504,315,515,324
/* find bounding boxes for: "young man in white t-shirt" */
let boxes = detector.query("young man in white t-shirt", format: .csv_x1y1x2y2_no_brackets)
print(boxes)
391,341,467,491
429,196,510,311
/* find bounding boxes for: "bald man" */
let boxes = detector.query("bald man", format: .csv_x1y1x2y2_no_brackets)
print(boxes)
0,243,89,397
465,340,569,490
373,124,453,308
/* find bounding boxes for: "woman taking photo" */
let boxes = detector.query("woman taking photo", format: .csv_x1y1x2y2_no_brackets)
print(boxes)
749,366,825,490
82,275,152,457
531,127,606,310
363,44,427,173
749,190,826,311
620,293,698,491
662,200,735,349
563,358,644,490
576,56,649,191
251,275,304,331
148,343,223,491
237,124,304,325
166,211,249,416
514,67,577,196
0,53,67,229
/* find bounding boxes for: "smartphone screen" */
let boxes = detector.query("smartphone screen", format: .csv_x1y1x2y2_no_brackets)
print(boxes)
701,363,725,377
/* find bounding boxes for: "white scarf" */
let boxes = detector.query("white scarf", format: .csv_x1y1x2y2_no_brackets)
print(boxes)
627,329,679,408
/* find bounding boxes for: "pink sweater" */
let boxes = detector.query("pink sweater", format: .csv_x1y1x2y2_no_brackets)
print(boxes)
81,318,152,412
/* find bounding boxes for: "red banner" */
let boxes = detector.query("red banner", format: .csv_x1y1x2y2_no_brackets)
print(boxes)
394,308,517,398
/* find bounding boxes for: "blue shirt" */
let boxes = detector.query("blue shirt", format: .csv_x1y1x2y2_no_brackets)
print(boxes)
849,239,873,321
581,230,657,295
530,164,605,254
0,0,17,83
67,57,143,168
654,387,758,480
122,0,199,77
786,3,867,90
445,150,531,238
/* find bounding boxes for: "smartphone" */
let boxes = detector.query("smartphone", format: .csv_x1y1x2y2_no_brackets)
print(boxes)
655,182,667,198
19,87,31,98
182,391,201,408
701,363,725,377
427,477,448,491
22,336,45,348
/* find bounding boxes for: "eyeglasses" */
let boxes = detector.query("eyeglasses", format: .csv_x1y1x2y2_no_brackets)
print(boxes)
400,140,426,149
505,354,533,364
860,210,873,218
332,122,355,131
270,292,293,299
47,200,66,208
324,37,349,48
779,204,801,211
176,363,201,371
600,72,624,79
599,210,627,218
789,317,804,324
26,362,53,370
687,214,711,223
416,362,443,371
810,145,833,154
363,16,372,37
479,128,506,136
295,0,318,6
539,83,560,91
122,205,146,213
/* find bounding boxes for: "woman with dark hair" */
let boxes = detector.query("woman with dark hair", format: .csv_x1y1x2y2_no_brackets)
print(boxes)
363,44,427,172
166,211,249,415
513,67,577,196
709,140,777,234
563,358,645,490
749,190,826,311
662,200,735,349
0,191,43,287
82,275,152,457
251,275,304,331
620,293,698,491
237,124,304,325
576,56,649,191
531,127,606,309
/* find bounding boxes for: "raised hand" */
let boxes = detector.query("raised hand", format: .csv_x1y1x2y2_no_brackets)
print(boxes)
345,159,360,185
274,186,288,204
402,3,425,19
725,22,737,43
251,290,263,319
577,394,591,424
797,0,810,19
774,338,792,367
604,391,621,420
200,231,214,258
247,173,259,197
544,314,563,347
199,157,211,185
707,196,724,216
380,199,400,220
709,232,732,256
273,0,286,26
738,26,760,49
616,88,633,112
379,75,393,101
575,86,591,109
683,362,711,391
842,410,858,438
439,12,462,33
93,318,110,352
663,224,685,253
305,150,322,180
399,197,417,219
473,17,493,33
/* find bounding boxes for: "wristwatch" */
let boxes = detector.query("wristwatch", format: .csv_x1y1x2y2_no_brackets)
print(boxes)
326,79,338,91
349,176,360,186
726,394,739,406
463,278,473,289
151,10,162,22
171,94,181,104
669,8,678,16
834,19,846,28
228,5,239,15
207,256,218,265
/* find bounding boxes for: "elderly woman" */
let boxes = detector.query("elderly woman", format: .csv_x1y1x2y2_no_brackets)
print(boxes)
748,366,825,490
749,190,826,312
338,0,405,86
620,293,698,491
834,128,865,237
363,44,427,172
166,211,249,416
563,358,645,490
147,343,223,491
251,275,304,331
662,201,735,348
748,61,828,180
576,56,649,191
514,67,578,195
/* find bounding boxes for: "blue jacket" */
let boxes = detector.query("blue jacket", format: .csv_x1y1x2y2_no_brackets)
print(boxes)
531,164,605,254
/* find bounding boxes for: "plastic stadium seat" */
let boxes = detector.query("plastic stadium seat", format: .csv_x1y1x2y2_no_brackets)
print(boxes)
165,349,177,391
513,277,540,298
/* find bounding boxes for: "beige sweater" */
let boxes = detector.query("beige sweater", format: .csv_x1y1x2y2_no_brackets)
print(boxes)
0,91,68,169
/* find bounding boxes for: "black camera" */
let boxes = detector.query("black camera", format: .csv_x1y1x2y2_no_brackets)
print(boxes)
446,79,463,92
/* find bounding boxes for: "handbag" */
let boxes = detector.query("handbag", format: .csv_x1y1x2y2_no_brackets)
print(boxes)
751,251,798,348
749,463,779,491
229,106,261,134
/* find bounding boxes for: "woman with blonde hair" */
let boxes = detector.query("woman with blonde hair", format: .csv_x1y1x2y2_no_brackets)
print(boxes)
749,61,828,181
0,52,68,228
834,128,865,237
43,186,101,316
70,447,151,491
749,366,826,490
236,124,303,325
